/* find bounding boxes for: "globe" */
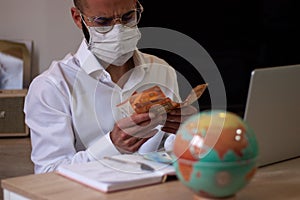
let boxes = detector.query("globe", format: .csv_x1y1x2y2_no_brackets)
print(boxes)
172,110,259,199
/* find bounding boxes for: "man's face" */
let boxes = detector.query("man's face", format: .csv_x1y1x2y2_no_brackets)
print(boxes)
83,0,136,26
72,0,137,30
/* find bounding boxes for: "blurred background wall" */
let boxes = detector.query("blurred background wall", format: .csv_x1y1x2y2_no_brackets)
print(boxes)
0,0,82,79
139,0,300,113
0,0,299,114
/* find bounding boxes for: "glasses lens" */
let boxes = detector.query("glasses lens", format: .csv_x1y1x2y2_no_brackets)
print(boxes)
92,8,142,33
121,10,140,27
94,26,113,33
92,16,113,33
93,16,114,26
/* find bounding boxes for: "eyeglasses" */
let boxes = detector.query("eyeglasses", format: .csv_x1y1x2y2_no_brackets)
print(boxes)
79,1,143,34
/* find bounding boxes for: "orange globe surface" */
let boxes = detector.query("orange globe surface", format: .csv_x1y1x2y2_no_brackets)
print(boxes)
172,110,259,199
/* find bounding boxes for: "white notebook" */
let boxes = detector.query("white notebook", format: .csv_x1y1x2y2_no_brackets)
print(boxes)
56,154,175,193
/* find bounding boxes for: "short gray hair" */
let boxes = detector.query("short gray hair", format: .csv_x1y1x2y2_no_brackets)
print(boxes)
73,0,87,11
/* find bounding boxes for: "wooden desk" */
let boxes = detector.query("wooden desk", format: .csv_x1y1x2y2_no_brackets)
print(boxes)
2,157,300,200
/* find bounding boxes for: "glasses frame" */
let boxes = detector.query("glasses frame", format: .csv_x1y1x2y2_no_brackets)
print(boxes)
78,1,143,34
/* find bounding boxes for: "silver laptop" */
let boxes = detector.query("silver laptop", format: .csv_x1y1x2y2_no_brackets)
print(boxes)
243,64,300,167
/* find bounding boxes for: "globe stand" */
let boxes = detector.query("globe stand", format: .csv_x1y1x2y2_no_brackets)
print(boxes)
193,194,236,200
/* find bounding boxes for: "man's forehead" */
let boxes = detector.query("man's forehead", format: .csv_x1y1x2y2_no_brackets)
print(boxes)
84,0,136,15
85,0,135,8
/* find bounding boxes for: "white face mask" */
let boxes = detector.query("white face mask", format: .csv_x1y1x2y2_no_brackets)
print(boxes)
86,24,141,66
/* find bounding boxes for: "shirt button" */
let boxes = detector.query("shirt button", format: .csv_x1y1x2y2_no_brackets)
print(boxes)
74,59,80,66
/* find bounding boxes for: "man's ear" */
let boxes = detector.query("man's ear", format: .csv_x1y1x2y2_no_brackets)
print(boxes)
71,7,82,29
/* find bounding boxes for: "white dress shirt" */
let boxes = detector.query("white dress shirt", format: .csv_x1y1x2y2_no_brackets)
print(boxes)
24,40,180,174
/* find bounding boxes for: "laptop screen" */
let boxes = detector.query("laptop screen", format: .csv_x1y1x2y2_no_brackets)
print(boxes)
243,65,300,166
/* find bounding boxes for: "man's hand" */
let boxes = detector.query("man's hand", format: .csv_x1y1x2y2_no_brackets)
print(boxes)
110,113,163,153
160,105,198,134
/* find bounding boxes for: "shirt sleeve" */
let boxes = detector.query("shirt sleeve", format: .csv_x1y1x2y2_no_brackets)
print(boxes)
24,75,119,174
86,133,120,161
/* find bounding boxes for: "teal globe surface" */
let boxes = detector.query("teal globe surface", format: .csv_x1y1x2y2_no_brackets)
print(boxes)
172,110,259,198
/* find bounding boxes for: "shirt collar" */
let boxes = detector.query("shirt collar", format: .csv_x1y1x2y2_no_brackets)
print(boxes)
74,40,105,78
73,39,150,82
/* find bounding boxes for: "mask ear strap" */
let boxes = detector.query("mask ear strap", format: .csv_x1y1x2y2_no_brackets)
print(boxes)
81,19,91,44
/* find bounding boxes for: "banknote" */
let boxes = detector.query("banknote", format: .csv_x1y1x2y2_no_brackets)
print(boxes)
117,83,208,116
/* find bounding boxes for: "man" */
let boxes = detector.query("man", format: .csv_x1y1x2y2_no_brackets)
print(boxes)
24,0,197,174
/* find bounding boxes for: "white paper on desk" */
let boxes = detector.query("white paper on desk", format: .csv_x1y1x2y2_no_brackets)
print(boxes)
138,129,165,154
0,52,23,89
138,130,176,154
56,154,175,193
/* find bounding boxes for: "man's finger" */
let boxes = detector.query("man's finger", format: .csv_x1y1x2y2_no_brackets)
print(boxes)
161,126,178,134
169,105,197,116
117,112,155,129
133,128,158,139
124,115,162,137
